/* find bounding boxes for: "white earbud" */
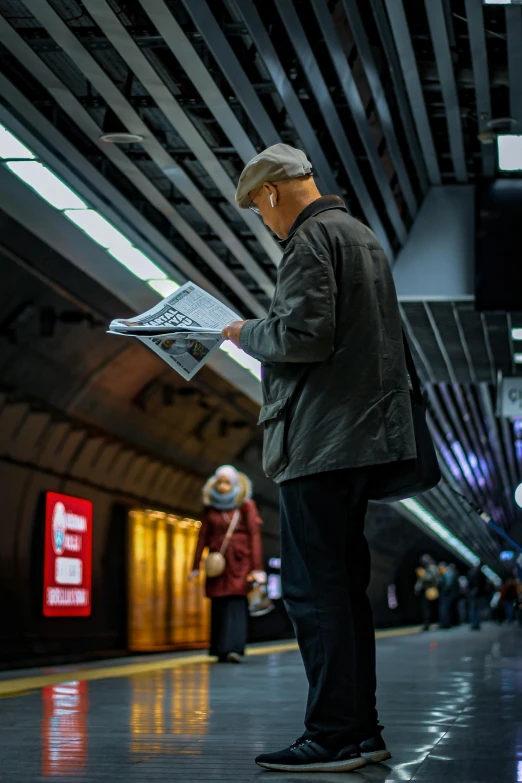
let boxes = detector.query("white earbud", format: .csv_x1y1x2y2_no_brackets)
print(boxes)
270,193,275,208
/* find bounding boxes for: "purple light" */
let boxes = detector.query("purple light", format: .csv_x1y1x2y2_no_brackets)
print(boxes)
451,442,478,488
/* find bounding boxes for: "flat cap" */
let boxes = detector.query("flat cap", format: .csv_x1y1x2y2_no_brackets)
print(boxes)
235,143,312,209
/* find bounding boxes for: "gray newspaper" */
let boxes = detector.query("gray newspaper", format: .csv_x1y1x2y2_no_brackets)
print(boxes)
108,282,240,380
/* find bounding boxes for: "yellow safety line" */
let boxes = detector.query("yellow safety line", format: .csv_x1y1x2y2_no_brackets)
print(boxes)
0,627,422,699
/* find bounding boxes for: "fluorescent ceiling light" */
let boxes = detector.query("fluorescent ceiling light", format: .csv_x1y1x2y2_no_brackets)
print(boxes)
512,328,522,341
484,0,516,4
6,161,87,210
514,353,522,364
498,135,522,171
0,121,262,385
64,209,132,250
0,124,35,159
400,497,481,566
482,566,502,586
108,246,167,281
220,341,262,380
148,279,180,296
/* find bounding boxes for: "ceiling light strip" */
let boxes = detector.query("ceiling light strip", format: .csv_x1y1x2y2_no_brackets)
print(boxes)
400,497,502,584
0,122,261,381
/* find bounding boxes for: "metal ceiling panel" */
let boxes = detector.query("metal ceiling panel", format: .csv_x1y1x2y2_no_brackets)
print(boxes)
273,0,394,259
81,0,281,272
310,0,407,244
424,0,468,183
179,0,281,150
384,0,442,185
138,0,259,167
233,0,339,198
0,14,266,317
478,382,516,521
423,302,459,384
451,303,477,383
506,5,522,128
464,0,495,178
137,0,283,266
341,0,417,218
368,0,429,194
22,0,275,300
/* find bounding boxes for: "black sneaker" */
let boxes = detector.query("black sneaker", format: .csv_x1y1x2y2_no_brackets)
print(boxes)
359,733,392,764
255,737,366,773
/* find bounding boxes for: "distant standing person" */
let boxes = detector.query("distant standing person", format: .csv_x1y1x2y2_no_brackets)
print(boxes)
414,555,440,631
190,465,266,662
439,563,459,629
467,562,489,631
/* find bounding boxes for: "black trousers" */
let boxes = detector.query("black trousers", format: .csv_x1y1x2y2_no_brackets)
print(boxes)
421,595,437,629
209,596,248,658
279,466,378,750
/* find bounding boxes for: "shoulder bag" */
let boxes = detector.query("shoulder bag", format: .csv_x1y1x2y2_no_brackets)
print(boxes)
204,509,240,579
368,329,441,503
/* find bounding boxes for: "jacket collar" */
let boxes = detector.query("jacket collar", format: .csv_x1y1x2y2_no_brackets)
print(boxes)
280,195,347,247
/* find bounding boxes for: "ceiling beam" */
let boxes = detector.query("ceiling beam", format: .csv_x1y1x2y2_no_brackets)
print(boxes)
0,19,266,317
310,0,407,245
399,305,437,384
232,0,339,200
22,0,275,301
464,0,495,178
480,313,496,386
78,0,279,282
341,0,417,218
423,302,459,384
138,0,282,269
0,79,236,311
463,385,507,502
506,4,522,130
424,0,468,183
139,0,260,165
272,0,394,259
368,0,429,194
384,0,441,185
501,417,519,507
452,303,477,384
178,0,281,151
478,382,516,526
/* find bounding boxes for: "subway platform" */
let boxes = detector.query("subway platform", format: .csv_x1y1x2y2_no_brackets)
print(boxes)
0,625,520,782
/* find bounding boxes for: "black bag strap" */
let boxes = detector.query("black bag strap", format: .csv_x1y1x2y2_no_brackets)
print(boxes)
402,327,423,402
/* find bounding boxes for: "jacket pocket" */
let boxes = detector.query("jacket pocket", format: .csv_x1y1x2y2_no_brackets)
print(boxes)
258,397,290,478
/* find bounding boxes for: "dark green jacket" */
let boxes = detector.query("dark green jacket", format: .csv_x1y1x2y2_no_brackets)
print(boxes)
240,196,416,483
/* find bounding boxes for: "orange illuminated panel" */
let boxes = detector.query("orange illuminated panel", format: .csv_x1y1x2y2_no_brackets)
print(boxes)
128,509,210,651
42,681,88,776
130,665,210,760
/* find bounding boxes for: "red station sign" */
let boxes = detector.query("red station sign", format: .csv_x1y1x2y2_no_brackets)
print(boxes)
43,492,93,617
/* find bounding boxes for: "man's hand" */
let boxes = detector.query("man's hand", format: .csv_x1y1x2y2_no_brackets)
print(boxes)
222,320,248,348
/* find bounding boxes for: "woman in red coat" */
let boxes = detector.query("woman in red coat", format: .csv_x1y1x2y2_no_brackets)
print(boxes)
190,465,266,663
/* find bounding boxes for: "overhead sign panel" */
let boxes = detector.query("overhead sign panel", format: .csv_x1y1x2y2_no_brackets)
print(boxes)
499,377,522,419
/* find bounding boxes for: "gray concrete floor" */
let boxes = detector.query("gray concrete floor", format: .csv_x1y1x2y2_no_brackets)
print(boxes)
0,624,520,782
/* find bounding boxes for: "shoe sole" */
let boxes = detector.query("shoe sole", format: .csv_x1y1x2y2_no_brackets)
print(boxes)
256,757,367,773
362,750,392,764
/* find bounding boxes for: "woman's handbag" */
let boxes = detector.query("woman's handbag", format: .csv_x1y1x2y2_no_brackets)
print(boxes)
369,329,441,503
204,510,240,578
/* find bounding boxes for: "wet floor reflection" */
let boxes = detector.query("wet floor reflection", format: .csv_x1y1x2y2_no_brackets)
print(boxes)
129,664,210,760
5,626,516,781
41,681,88,777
